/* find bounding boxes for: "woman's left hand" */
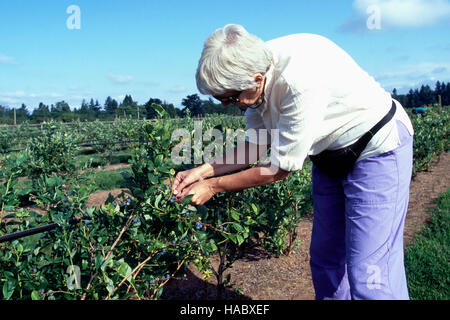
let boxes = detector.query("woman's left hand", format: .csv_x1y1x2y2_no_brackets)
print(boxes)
176,179,217,206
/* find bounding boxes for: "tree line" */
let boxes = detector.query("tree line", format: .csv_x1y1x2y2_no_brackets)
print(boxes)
0,94,244,125
0,81,449,125
391,81,450,110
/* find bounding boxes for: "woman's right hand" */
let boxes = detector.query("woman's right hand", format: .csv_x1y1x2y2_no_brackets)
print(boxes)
172,167,205,200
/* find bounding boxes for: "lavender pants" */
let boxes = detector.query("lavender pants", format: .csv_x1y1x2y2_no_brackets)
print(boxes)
310,121,413,300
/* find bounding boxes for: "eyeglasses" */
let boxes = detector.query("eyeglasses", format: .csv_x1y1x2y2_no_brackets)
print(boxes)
213,91,242,105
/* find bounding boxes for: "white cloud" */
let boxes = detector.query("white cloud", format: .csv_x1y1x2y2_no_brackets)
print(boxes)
374,61,450,91
1,91,27,98
340,0,450,32
0,53,17,65
107,72,133,84
354,0,450,27
0,91,64,107
169,86,186,93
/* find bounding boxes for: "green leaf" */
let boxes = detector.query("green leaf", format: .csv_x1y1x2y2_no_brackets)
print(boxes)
118,262,133,282
155,194,162,208
155,154,164,166
182,195,193,205
251,203,258,215
237,234,244,245
105,277,114,294
230,210,240,221
209,239,217,251
148,173,158,184
232,222,244,233
31,290,41,300
159,166,170,174
2,281,14,300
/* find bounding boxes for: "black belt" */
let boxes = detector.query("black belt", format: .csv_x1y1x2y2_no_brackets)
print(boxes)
309,100,397,179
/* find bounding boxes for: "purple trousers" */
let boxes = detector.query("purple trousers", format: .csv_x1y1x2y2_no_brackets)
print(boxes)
310,121,413,300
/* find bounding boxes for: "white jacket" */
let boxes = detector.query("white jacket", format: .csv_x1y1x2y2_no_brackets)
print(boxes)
245,33,414,172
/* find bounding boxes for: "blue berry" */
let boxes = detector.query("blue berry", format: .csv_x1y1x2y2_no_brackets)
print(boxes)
39,289,44,293
84,220,90,225
33,268,37,273
195,222,202,230
113,202,117,206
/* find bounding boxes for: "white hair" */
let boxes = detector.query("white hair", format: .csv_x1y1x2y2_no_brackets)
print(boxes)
196,24,273,96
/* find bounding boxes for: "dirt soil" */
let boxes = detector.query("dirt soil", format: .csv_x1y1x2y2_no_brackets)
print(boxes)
34,153,450,300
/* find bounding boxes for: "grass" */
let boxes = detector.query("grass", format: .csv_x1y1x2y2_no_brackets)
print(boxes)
75,148,133,168
405,188,450,300
91,167,133,191
15,167,133,193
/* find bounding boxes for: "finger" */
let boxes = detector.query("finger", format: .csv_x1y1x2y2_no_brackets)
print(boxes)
178,183,197,201
176,175,199,196
172,172,185,195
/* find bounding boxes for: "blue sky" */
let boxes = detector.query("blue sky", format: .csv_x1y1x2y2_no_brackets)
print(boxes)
0,0,449,111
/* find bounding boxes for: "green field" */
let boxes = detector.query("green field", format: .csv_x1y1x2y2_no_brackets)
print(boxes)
405,188,450,300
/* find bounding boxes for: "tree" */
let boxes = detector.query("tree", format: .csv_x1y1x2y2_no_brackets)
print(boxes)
118,95,140,119
88,98,101,116
31,103,51,123
16,104,30,123
444,82,450,106
163,102,179,118
181,94,204,117
104,96,118,116
419,85,433,106
144,98,163,119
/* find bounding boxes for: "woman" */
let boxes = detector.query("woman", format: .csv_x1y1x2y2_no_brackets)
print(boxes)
172,24,414,300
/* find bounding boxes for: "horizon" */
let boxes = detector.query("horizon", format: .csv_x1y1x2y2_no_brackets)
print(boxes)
1,0,449,112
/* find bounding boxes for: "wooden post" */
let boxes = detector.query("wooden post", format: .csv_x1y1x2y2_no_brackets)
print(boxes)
438,94,442,107
13,108,16,125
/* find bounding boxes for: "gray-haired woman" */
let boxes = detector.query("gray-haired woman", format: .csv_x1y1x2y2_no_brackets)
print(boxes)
172,24,414,300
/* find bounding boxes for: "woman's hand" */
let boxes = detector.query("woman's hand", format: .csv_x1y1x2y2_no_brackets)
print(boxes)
172,167,205,200
176,179,217,206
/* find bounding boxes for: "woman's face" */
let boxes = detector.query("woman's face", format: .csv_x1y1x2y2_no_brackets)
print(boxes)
214,73,265,109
